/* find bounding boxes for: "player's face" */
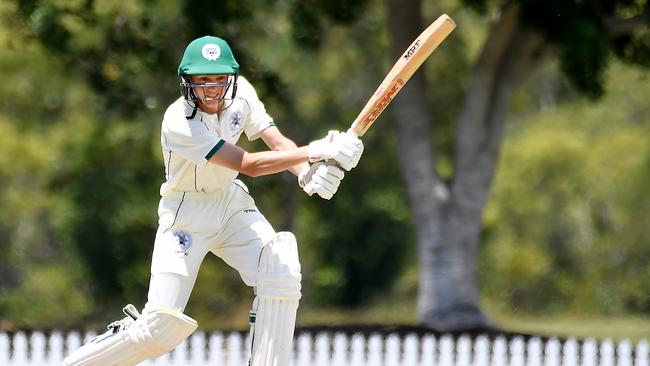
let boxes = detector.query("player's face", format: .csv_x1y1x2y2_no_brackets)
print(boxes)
190,74,230,114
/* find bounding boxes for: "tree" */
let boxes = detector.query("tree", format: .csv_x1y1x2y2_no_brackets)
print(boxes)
5,0,649,330
384,0,650,330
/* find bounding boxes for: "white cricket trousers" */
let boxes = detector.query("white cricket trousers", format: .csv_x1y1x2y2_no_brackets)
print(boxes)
144,180,276,313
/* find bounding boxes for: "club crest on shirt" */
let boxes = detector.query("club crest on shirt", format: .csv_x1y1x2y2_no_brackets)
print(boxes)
229,111,244,136
172,231,192,256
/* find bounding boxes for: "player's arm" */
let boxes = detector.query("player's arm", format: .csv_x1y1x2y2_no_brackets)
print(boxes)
208,141,308,178
258,126,309,176
207,129,363,178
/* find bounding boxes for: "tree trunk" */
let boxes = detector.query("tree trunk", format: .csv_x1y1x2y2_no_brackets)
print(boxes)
384,0,454,328
385,0,547,330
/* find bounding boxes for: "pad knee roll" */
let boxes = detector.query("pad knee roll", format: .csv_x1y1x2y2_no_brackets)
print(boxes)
256,231,302,300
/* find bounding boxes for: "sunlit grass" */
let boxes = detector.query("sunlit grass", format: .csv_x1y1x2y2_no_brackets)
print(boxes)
482,299,650,342
296,297,650,342
489,311,650,342
195,293,650,343
298,300,417,327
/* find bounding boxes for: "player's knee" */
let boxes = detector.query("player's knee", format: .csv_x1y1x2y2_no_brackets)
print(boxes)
257,231,302,300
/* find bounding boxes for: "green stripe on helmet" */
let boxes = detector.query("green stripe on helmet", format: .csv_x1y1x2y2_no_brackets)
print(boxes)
178,36,240,76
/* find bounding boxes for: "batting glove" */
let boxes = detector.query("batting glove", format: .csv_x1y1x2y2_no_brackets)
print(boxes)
308,130,364,171
298,162,345,200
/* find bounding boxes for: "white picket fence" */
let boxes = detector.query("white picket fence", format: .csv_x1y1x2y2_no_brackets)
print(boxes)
0,330,648,366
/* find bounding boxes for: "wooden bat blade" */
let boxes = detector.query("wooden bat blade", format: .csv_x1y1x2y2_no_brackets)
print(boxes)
349,14,456,137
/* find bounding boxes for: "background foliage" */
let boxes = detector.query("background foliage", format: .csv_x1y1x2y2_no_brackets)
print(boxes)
0,0,648,333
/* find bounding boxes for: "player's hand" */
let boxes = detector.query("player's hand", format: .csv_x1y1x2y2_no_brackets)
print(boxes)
298,162,345,200
308,130,364,171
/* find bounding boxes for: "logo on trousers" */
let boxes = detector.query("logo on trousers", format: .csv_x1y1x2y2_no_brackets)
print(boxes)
173,231,192,256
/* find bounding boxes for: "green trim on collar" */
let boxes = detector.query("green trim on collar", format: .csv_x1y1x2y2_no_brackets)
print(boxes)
205,139,226,160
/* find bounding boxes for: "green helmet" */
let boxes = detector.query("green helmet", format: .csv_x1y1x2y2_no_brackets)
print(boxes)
178,36,240,112
178,36,240,76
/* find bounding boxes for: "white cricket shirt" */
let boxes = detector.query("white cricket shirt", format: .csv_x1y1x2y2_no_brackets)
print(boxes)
159,76,274,196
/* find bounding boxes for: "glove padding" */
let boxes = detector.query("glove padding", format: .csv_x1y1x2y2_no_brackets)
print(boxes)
308,130,364,171
298,162,345,200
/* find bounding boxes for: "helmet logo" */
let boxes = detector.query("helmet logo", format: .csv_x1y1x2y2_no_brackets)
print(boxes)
201,43,221,61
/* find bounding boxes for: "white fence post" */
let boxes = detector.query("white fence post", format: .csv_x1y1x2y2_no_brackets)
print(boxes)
421,334,436,366
48,331,64,365
0,332,9,365
13,332,28,365
456,335,472,366
583,338,598,366
30,331,47,365
205,332,223,364
563,338,578,366
385,333,400,366
295,332,312,366
1,330,649,366
527,337,543,366
636,340,649,366
492,336,507,366
349,333,365,366
367,333,383,366
474,335,490,366
189,331,206,365
315,332,331,366
617,339,632,366
332,333,349,366
439,334,455,366
601,339,615,366
225,332,244,366
511,336,526,366
544,338,561,366
65,331,82,362
402,334,418,366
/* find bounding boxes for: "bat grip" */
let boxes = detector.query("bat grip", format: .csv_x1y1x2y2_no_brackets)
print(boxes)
346,128,360,138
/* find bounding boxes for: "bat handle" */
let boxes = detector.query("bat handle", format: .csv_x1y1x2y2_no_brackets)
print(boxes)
346,128,360,138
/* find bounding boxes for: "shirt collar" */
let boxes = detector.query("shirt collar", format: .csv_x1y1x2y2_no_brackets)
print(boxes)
183,99,218,121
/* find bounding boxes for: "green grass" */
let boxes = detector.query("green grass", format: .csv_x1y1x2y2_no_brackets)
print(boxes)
483,300,650,342
296,299,650,342
203,289,650,342
298,300,417,327
487,312,650,342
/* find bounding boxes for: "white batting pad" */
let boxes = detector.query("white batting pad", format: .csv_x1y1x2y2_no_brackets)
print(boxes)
250,231,302,366
63,308,197,366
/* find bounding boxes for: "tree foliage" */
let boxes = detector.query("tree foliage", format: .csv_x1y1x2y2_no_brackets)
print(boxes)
0,0,649,331
464,0,650,98
0,0,412,328
483,62,650,314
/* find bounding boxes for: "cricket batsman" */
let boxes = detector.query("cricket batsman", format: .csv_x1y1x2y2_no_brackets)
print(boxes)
63,35,363,366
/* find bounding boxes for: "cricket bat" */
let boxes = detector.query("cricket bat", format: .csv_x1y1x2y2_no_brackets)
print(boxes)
349,14,456,137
